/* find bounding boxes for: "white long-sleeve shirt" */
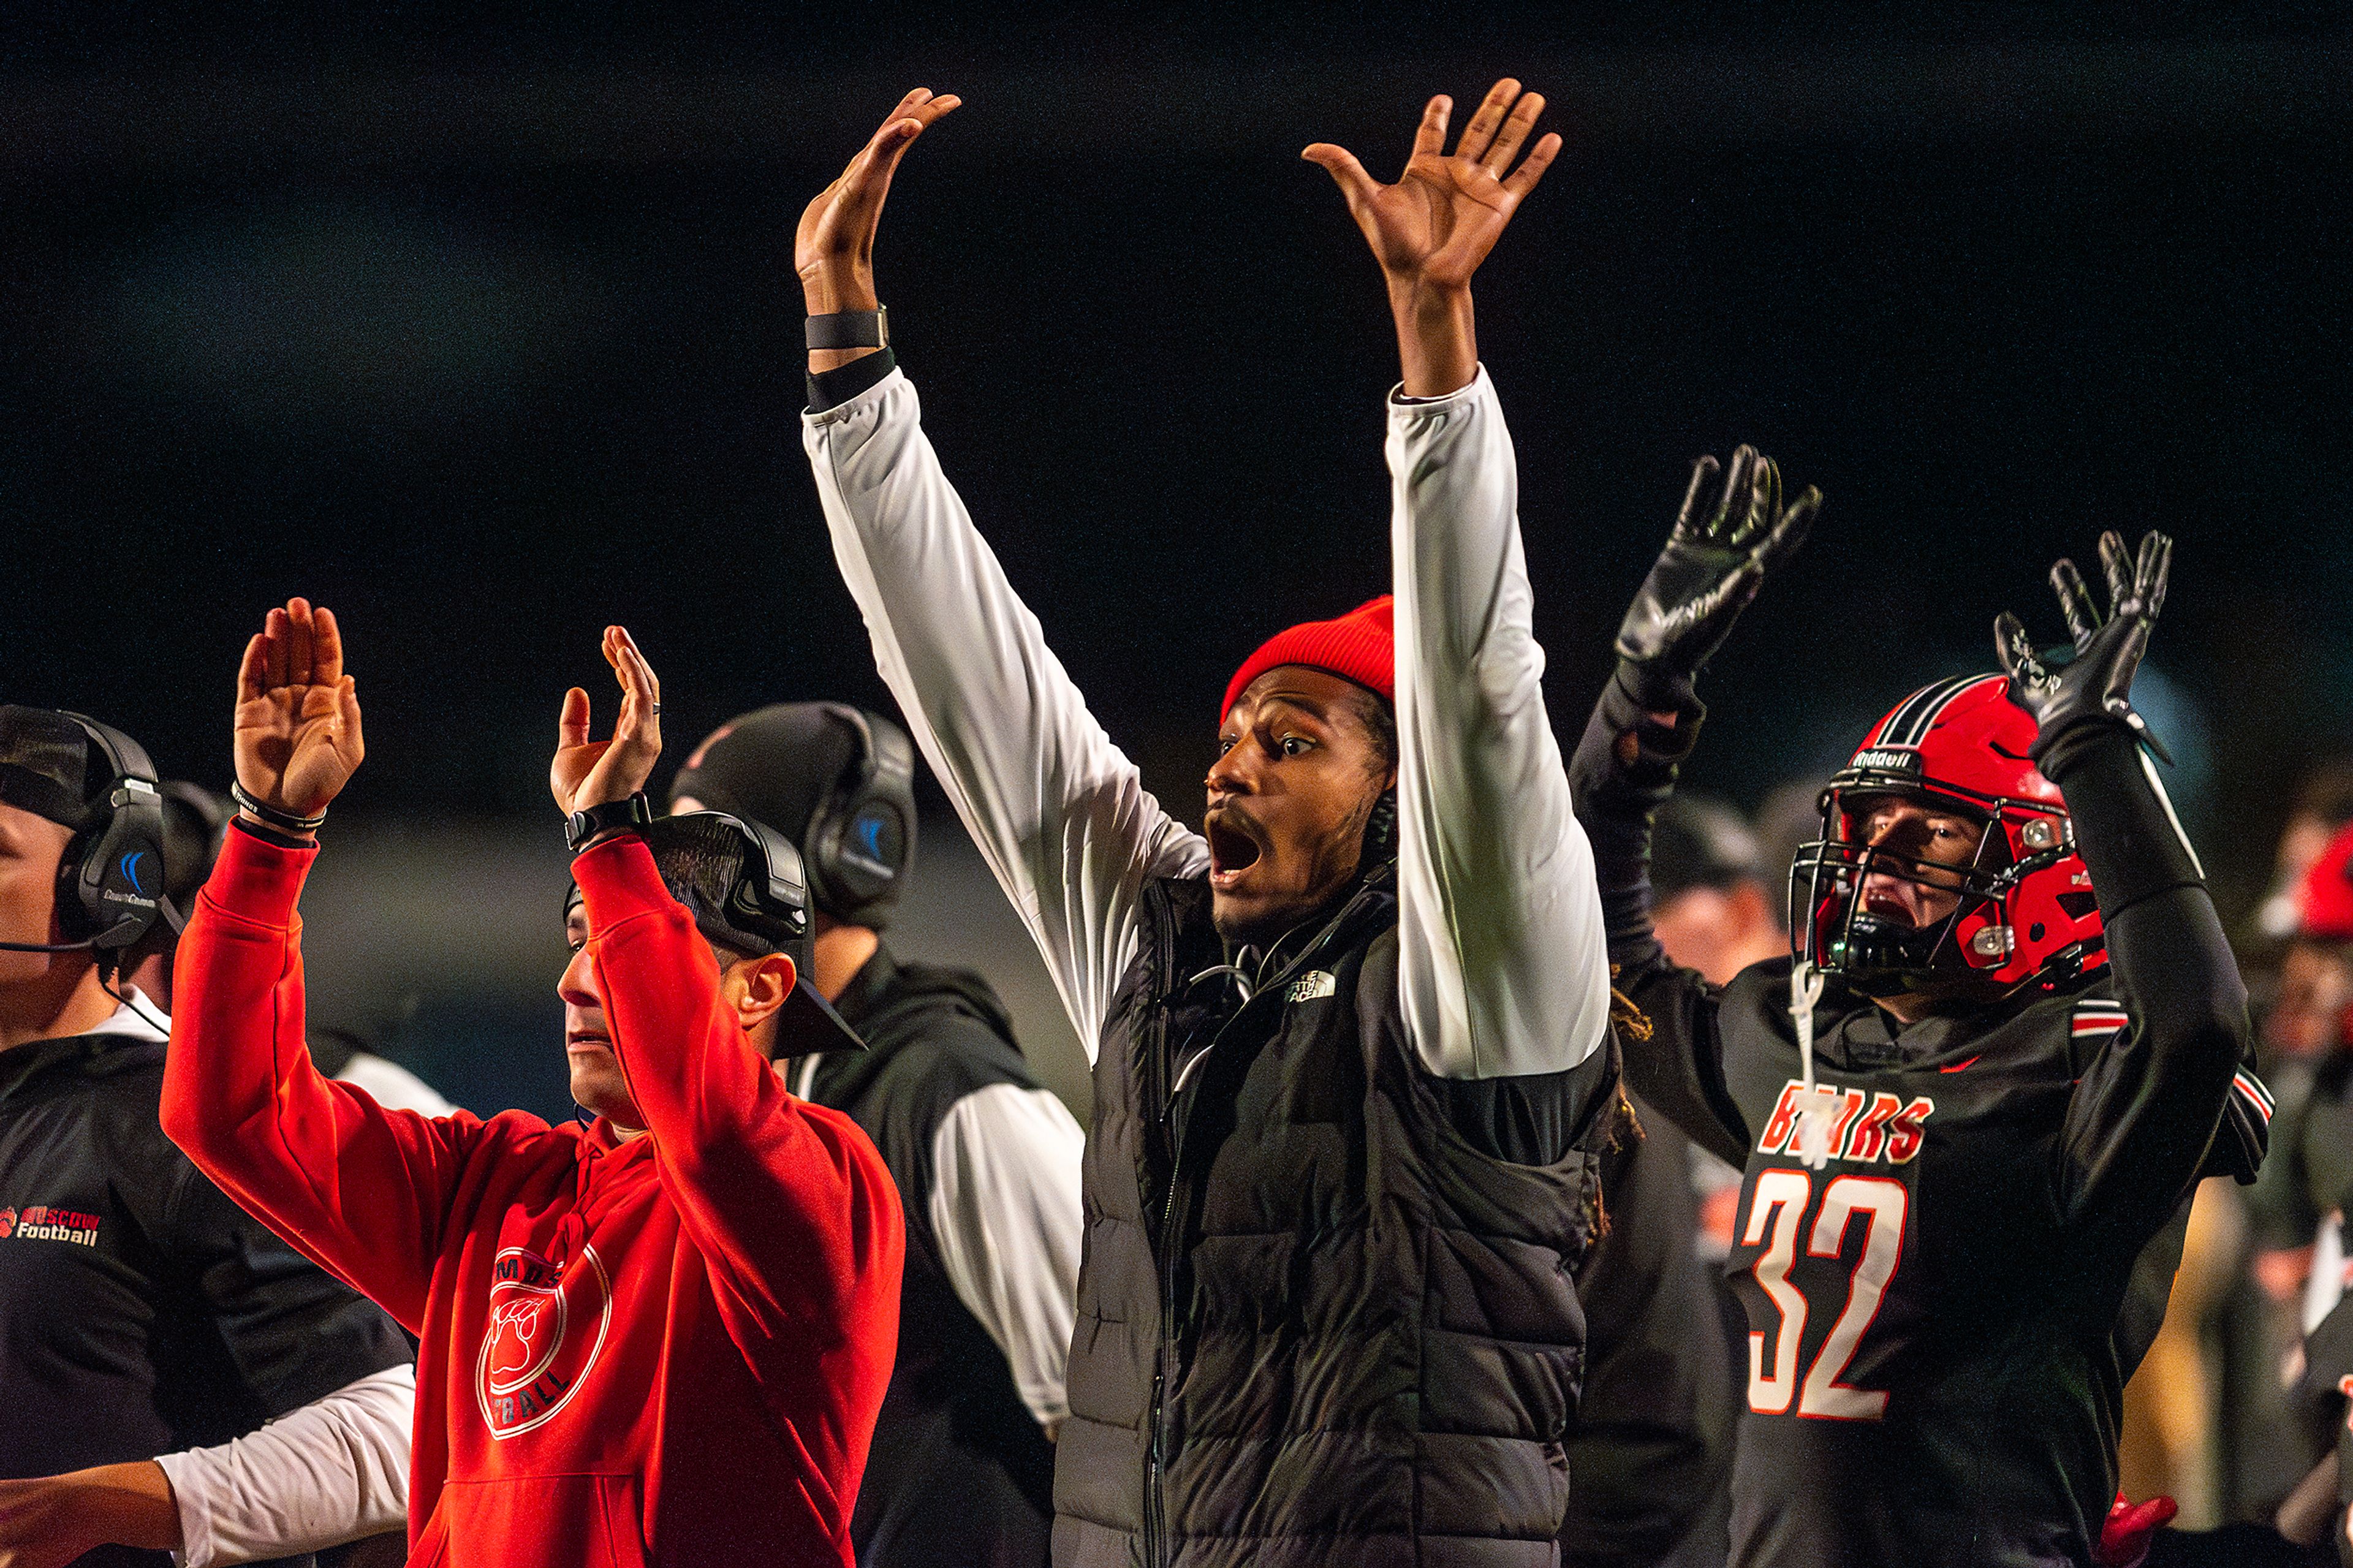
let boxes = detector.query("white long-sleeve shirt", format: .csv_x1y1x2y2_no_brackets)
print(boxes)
156,1365,415,1567
803,365,1610,1080
787,1055,1083,1428
927,1082,1084,1426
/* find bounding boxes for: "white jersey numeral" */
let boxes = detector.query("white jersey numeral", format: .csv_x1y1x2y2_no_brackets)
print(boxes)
1743,1169,1812,1414
1741,1168,1909,1420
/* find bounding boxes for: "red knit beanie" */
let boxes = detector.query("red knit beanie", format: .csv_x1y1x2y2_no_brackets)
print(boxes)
1221,596,1396,723
2302,820,2353,943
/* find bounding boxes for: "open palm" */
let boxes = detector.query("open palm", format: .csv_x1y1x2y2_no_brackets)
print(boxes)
550,625,664,815
234,597,364,818
795,88,961,304
1304,80,1561,291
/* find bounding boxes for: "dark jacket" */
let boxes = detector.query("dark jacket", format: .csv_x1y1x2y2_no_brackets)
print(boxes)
1562,1096,1735,1567
798,946,1066,1568
0,1023,411,1568
1053,868,1618,1568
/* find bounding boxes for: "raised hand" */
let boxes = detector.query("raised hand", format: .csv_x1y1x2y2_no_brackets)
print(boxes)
1995,530,2173,764
235,597,365,824
1303,79,1561,395
1303,79,1561,294
796,88,961,327
1615,447,1821,712
551,626,664,816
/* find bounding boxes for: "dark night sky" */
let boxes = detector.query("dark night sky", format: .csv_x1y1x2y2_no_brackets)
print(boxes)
4,3,2349,930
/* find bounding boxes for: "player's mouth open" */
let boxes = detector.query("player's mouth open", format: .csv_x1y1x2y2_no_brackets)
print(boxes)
1862,884,1918,925
1206,814,1265,892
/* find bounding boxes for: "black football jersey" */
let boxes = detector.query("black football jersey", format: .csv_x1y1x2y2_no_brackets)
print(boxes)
1618,952,2268,1568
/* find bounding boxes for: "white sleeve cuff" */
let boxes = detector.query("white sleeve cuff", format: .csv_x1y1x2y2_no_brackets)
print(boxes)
159,1363,414,1567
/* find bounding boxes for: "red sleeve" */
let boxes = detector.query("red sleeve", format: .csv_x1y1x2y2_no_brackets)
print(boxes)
572,836,904,1341
158,823,486,1334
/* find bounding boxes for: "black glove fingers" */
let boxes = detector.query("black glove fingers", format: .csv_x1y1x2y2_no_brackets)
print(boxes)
1760,485,1819,571
1712,446,1756,541
1993,610,2045,687
1674,454,1722,540
2134,530,2173,619
2097,531,2132,612
1737,455,1781,550
2049,558,2101,648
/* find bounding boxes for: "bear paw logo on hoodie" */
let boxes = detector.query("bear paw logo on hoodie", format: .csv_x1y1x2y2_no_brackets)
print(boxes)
476,1244,613,1439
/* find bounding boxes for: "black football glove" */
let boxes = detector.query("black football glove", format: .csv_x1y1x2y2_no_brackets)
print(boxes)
1995,529,2173,767
1614,445,1820,713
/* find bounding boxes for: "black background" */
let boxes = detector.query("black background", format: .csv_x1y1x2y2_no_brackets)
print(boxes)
4,2,2347,928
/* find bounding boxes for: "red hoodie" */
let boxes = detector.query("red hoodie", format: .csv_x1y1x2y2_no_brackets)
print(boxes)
160,825,904,1568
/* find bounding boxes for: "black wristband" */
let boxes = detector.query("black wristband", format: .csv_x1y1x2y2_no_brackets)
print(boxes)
230,814,313,852
230,780,327,833
805,307,889,350
566,791,653,854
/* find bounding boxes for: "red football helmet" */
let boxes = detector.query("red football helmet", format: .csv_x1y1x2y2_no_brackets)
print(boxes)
1790,673,2106,994
2298,820,2353,943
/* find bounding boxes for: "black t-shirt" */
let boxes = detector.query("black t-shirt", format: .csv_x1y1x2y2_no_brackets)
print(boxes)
0,1025,411,1548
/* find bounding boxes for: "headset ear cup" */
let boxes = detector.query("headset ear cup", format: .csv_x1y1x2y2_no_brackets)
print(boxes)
77,787,166,951
805,706,917,927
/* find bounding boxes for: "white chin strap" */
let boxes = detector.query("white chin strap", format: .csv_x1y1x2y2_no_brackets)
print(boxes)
1790,958,1837,1170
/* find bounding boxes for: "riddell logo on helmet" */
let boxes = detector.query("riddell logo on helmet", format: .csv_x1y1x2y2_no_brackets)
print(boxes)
1852,748,1921,775
0,1203,101,1246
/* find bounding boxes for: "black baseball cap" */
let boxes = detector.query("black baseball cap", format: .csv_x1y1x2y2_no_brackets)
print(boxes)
1651,793,1765,904
566,811,864,1055
669,703,915,929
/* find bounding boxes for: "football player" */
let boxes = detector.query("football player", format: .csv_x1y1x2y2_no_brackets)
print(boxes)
1568,453,2268,1567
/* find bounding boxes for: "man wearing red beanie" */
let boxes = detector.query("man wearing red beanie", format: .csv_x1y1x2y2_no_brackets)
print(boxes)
795,83,1619,1567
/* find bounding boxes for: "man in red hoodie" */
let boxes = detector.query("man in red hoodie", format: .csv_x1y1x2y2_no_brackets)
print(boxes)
159,598,904,1568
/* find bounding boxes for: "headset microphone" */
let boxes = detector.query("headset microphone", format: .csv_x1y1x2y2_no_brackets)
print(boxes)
0,931,129,955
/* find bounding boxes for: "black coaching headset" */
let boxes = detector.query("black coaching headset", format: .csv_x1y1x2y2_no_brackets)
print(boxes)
0,713,171,966
800,703,917,926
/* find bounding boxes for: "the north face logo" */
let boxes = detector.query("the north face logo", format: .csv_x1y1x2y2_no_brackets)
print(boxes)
476,1245,612,1439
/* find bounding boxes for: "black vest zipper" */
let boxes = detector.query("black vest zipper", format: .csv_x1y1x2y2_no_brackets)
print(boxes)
1140,875,1389,1566
1143,885,1178,1568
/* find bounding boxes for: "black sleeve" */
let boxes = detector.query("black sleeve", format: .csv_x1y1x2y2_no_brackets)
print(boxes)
806,347,898,414
2046,725,2254,1235
1566,668,1751,1167
161,1154,413,1420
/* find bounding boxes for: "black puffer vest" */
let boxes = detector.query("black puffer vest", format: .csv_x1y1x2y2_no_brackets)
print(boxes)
1053,869,1611,1568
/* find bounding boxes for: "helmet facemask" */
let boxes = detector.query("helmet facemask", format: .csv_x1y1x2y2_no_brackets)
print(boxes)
1792,674,2109,999
1794,788,2013,997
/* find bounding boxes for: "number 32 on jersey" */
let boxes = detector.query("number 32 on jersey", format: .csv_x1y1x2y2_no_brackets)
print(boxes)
1741,1169,1907,1420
